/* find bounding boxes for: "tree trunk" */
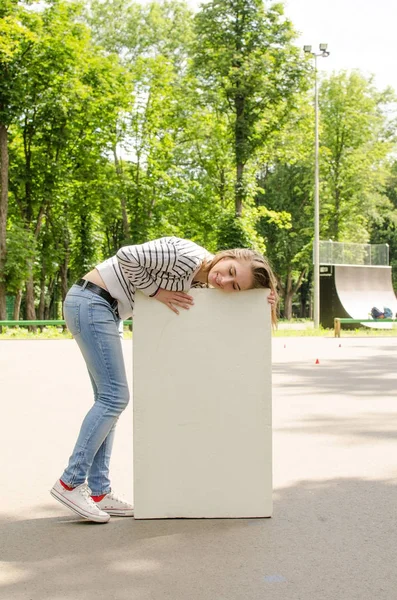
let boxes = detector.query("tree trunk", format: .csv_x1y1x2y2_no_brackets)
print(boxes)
46,298,52,320
219,167,226,207
284,267,307,319
131,151,141,241
235,162,244,217
0,123,9,320
284,270,293,319
299,272,311,318
113,146,130,240
334,185,341,240
0,280,6,320
284,294,293,320
60,268,68,302
45,277,54,319
59,245,69,302
38,270,46,319
25,265,37,321
234,94,245,217
147,185,156,228
13,289,22,320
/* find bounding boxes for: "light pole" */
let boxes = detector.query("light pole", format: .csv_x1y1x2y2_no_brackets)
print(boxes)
304,43,330,328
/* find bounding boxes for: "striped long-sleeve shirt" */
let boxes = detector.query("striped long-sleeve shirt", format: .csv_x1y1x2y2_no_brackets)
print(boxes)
96,237,213,319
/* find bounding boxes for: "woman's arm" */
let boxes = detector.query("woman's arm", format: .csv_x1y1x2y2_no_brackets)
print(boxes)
116,238,200,312
116,238,182,297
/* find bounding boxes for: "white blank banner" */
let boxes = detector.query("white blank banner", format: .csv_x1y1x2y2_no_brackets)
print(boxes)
133,288,272,519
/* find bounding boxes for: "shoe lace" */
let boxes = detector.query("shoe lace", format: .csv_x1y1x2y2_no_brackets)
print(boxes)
105,491,133,508
106,491,122,503
79,484,97,505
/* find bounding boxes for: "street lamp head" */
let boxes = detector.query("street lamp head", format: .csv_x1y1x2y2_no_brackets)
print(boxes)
303,45,312,53
319,43,328,52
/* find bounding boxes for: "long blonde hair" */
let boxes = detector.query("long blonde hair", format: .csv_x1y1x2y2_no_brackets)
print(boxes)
203,248,279,326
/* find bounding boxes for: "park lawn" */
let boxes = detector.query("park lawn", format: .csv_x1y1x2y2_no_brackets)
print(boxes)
1,323,397,339
0,326,133,340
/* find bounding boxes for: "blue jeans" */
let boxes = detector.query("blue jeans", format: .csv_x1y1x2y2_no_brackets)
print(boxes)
61,284,129,495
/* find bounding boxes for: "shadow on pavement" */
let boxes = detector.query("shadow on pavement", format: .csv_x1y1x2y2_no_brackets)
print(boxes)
1,477,396,600
273,352,397,397
276,412,397,441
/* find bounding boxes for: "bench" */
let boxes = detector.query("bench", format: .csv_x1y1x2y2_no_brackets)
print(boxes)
334,318,395,337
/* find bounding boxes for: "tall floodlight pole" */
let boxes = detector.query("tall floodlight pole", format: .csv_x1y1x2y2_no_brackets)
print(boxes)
303,44,330,328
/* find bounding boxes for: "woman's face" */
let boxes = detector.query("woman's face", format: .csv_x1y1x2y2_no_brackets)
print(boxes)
208,258,253,292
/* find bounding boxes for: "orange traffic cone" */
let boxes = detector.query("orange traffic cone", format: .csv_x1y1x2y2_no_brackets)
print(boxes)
315,358,320,364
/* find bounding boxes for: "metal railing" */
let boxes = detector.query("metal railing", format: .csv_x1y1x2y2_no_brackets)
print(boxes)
0,320,133,328
318,241,389,266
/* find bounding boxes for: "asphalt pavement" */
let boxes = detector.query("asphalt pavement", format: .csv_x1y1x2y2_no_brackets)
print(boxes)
0,336,396,600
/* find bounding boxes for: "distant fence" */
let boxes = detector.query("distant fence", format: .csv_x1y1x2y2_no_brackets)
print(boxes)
318,241,389,266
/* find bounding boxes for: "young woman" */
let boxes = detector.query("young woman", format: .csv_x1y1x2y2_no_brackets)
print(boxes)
51,236,278,523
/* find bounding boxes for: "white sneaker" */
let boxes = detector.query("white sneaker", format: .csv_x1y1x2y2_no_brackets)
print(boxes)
94,491,134,517
50,480,110,523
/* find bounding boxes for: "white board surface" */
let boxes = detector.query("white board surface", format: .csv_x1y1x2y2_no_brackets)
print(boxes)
133,288,272,518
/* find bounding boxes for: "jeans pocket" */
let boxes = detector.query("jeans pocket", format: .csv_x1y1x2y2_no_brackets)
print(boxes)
64,301,81,335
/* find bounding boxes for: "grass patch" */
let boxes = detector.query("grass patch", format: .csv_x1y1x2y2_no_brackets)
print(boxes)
274,327,333,337
1,323,397,340
0,326,72,340
274,325,397,337
0,326,133,340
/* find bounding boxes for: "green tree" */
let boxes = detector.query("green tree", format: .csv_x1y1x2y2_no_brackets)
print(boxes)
319,71,396,242
88,0,201,244
370,161,397,288
194,0,308,217
257,162,312,317
255,98,315,318
258,71,397,317
0,1,38,318
5,0,131,318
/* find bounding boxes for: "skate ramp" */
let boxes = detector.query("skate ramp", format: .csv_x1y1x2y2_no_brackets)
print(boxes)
335,265,397,329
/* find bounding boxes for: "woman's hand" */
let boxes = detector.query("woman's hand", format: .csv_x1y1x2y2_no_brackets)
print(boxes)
154,289,194,315
267,290,276,306
155,288,274,313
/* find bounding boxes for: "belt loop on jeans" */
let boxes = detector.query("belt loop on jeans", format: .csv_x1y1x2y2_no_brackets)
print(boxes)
81,280,88,291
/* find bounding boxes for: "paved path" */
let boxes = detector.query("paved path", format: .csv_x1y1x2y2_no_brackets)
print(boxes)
0,337,396,599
